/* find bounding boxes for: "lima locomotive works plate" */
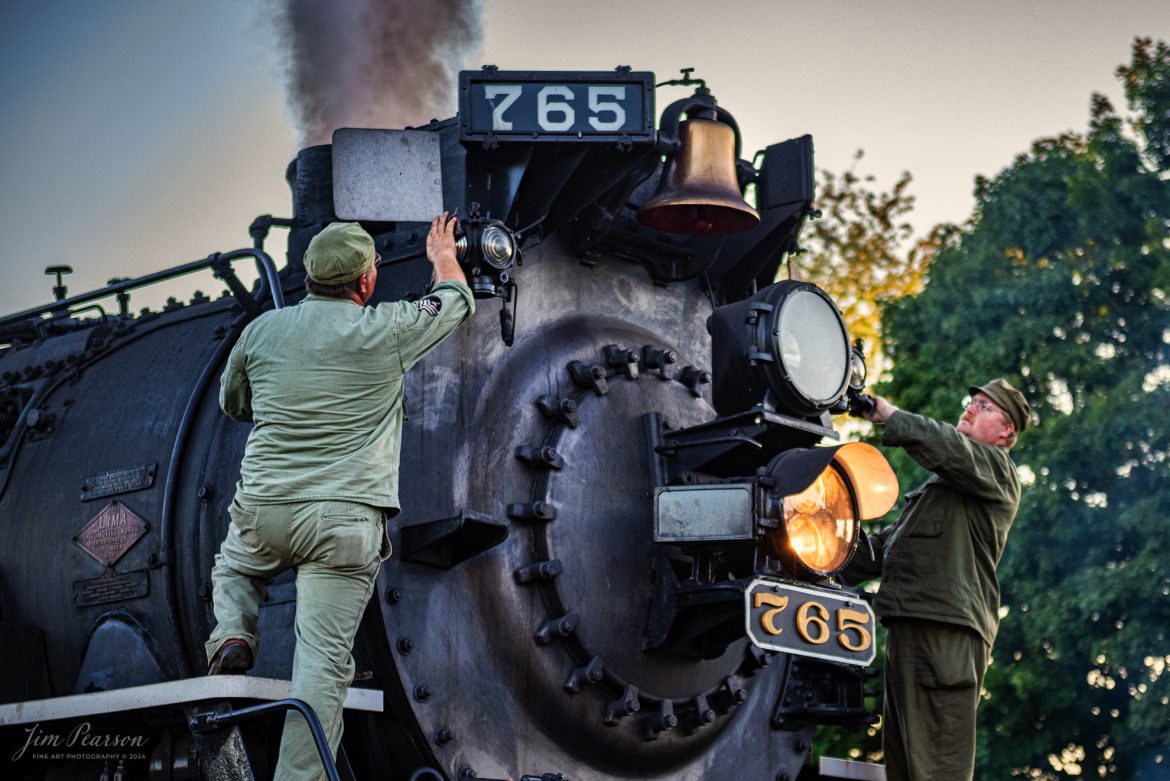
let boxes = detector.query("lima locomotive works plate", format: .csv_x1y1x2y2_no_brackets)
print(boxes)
744,577,877,667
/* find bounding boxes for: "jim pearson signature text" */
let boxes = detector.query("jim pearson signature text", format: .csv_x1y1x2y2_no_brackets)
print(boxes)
12,722,148,761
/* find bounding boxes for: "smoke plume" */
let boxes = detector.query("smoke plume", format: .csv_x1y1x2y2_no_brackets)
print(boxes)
272,0,484,148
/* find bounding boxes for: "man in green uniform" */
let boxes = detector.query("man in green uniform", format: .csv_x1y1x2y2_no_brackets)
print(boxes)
846,379,1030,781
204,214,473,781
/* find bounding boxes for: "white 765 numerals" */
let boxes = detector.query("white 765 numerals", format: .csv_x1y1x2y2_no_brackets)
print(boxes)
484,85,627,132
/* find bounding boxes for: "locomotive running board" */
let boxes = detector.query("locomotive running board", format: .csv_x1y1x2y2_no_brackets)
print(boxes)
817,756,886,780
0,676,382,726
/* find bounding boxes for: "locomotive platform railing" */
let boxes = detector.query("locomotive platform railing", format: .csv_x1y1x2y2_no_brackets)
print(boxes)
189,697,341,781
0,247,284,332
0,677,381,781
0,676,382,726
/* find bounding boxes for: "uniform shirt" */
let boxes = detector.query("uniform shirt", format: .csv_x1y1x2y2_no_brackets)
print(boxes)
219,281,474,513
849,410,1021,647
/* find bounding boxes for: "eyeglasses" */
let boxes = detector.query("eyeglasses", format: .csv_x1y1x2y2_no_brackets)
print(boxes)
961,397,999,415
373,254,384,269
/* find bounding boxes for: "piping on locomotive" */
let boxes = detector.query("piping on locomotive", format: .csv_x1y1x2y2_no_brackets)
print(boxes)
0,68,897,781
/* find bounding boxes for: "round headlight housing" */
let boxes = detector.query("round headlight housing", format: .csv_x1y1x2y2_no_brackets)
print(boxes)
454,219,518,271
709,280,852,417
479,224,516,270
453,217,519,300
773,466,858,576
760,442,898,581
777,288,852,407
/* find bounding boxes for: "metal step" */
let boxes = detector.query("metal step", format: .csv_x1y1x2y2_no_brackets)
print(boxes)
818,756,886,780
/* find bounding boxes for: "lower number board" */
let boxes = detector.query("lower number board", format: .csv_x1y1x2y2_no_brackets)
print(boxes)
744,578,877,667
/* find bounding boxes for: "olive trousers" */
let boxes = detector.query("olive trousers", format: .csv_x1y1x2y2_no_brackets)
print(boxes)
882,618,990,781
205,497,390,781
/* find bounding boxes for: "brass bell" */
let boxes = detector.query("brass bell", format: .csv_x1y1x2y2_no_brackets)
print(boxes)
637,118,760,235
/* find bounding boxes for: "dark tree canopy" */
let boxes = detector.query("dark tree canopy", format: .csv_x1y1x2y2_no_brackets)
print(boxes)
877,38,1170,779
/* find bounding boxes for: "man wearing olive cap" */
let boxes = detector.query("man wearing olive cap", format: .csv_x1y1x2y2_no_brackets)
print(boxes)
205,214,473,781
846,378,1030,781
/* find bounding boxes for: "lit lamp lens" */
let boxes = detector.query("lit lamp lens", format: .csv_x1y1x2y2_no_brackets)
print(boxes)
780,468,857,574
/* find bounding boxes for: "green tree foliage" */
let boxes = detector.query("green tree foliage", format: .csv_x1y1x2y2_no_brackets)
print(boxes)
792,153,939,370
878,38,1170,779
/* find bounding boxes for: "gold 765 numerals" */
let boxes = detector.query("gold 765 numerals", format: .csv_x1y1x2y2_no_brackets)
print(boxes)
752,592,873,653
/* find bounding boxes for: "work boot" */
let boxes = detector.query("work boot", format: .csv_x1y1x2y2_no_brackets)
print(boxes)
208,639,253,675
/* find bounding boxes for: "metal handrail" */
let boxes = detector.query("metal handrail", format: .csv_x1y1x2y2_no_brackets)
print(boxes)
188,698,340,781
0,248,284,330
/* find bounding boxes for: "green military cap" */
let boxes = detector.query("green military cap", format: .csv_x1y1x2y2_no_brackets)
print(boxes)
969,378,1031,432
304,222,376,285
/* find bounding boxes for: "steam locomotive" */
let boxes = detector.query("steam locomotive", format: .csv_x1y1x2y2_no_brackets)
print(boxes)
0,67,898,780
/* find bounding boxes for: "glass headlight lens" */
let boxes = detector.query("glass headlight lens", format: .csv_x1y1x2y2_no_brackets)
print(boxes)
781,467,857,574
709,280,852,417
481,224,516,269
761,442,896,581
453,221,517,270
776,288,851,407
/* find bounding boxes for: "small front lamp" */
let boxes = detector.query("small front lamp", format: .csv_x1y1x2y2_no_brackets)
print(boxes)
454,217,519,299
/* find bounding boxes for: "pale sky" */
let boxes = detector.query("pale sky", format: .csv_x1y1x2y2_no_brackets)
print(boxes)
1,0,1167,316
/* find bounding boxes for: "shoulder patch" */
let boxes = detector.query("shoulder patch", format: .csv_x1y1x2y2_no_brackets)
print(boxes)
416,296,442,316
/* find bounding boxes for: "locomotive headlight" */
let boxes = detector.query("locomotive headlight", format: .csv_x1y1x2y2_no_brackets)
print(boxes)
454,219,518,271
764,442,899,579
453,217,519,300
652,441,898,582
709,280,852,417
479,224,516,270
777,288,851,406
779,468,856,573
